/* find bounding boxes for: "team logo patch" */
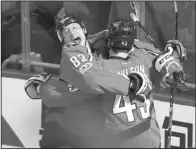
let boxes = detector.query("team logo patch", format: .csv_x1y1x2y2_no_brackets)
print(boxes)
68,84,79,92
79,62,93,74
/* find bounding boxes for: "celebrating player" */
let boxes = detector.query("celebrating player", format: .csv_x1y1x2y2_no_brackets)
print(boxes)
24,13,187,147
98,19,187,148
24,13,152,148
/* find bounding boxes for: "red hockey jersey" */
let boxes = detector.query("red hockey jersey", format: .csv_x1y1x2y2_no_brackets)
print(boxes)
59,44,131,95
40,40,162,147
99,41,162,148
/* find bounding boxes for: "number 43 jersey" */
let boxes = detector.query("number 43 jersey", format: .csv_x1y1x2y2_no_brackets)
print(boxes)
100,47,161,148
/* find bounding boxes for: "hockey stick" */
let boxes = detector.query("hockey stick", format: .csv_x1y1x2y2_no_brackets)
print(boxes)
174,1,178,40
129,6,176,148
129,2,154,44
129,12,157,48
130,1,137,17
166,1,178,148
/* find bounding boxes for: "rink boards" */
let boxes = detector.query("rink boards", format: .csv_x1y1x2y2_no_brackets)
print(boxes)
1,77,195,148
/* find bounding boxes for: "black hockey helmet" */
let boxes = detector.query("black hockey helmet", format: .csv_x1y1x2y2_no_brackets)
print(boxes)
107,19,137,51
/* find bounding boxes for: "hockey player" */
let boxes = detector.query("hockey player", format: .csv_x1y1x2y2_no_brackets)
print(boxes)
24,13,152,148
97,19,187,148
25,13,187,148
25,13,152,107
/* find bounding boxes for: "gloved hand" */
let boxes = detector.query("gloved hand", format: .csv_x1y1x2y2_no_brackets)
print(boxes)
155,40,188,91
24,72,52,99
160,64,187,91
128,72,152,102
165,39,187,62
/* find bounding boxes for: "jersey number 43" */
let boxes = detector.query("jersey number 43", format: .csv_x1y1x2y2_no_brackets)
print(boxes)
113,95,151,123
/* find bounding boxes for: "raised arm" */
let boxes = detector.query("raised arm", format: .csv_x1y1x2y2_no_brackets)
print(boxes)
134,40,187,90
60,44,131,95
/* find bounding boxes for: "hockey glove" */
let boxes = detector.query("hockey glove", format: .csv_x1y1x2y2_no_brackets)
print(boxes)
128,72,152,102
24,72,52,99
155,47,187,91
160,63,187,91
165,40,187,62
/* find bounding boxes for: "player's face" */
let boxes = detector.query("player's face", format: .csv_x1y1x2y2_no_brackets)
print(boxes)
63,23,86,46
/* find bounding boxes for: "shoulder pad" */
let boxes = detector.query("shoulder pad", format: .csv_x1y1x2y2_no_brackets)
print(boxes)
133,40,161,56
